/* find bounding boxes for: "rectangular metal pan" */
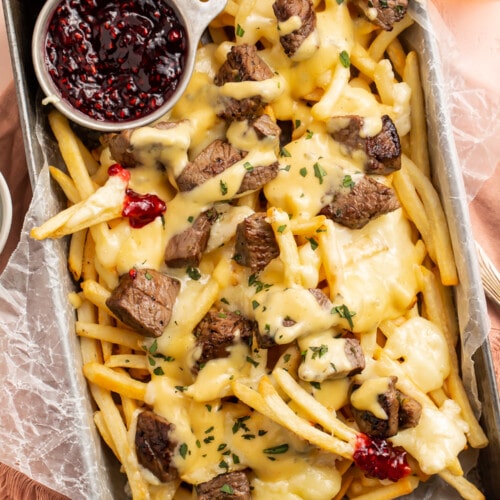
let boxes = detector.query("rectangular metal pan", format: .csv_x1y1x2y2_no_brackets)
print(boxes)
2,0,499,497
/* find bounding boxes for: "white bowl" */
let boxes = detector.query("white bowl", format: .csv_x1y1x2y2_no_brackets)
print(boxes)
0,171,12,255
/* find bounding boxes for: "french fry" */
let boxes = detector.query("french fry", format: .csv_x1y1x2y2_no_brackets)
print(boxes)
84,361,148,401
402,155,458,286
48,110,96,199
274,368,357,442
68,229,87,281
404,51,431,177
438,468,485,500
105,354,149,371
49,165,80,204
233,377,355,459
76,321,144,351
349,475,419,500
30,173,127,240
368,15,414,62
89,383,149,499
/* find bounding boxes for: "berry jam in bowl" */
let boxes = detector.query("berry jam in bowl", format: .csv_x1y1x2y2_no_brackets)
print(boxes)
32,0,227,132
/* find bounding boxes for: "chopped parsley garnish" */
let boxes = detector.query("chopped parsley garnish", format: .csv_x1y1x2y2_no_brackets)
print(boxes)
263,443,289,454
220,179,228,196
280,147,292,157
175,385,187,392
186,266,201,280
342,174,355,189
309,344,329,359
153,366,164,376
280,164,291,172
306,237,319,251
236,24,245,37
299,167,308,177
179,443,188,459
243,161,254,172
310,381,321,390
248,274,273,292
246,356,260,368
295,119,301,129
187,215,194,223
232,415,251,434
339,50,351,68
277,224,287,233
313,162,327,184
331,304,356,329
220,484,234,494
306,129,314,139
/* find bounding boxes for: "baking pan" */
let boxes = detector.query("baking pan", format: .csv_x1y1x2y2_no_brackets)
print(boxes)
2,0,499,498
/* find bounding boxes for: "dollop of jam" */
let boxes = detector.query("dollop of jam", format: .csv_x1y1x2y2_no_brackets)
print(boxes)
353,434,411,482
123,188,166,228
108,164,166,228
45,0,187,122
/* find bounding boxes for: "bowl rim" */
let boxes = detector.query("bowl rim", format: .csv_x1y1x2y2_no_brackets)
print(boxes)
0,171,13,255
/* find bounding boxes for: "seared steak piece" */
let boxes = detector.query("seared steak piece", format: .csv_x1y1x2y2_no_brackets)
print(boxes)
234,212,280,272
343,338,366,377
351,377,422,438
135,410,178,482
329,115,401,175
193,309,255,371
196,471,251,499
353,0,408,31
107,121,181,169
240,161,279,193
164,211,213,268
176,139,279,196
215,44,274,120
319,176,400,229
351,376,400,438
250,114,282,140
272,0,317,57
106,268,180,337
176,140,243,192
397,390,422,430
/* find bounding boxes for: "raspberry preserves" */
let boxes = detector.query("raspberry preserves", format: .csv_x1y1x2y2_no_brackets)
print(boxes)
45,0,187,122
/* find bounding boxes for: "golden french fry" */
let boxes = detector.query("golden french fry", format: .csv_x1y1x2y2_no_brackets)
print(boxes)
404,51,431,177
84,361,148,401
76,321,144,351
48,110,96,199
348,475,419,500
402,155,458,286
89,383,149,499
49,166,80,204
438,469,485,500
386,38,406,78
273,368,357,443
368,15,414,62
68,229,87,281
30,174,127,240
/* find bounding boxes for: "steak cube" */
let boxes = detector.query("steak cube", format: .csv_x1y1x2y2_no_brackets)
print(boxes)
215,44,274,120
164,211,214,268
196,471,251,499
319,175,400,229
176,140,243,193
193,309,256,371
234,212,280,272
273,0,317,58
328,114,401,175
135,410,178,482
351,376,400,438
106,268,180,337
